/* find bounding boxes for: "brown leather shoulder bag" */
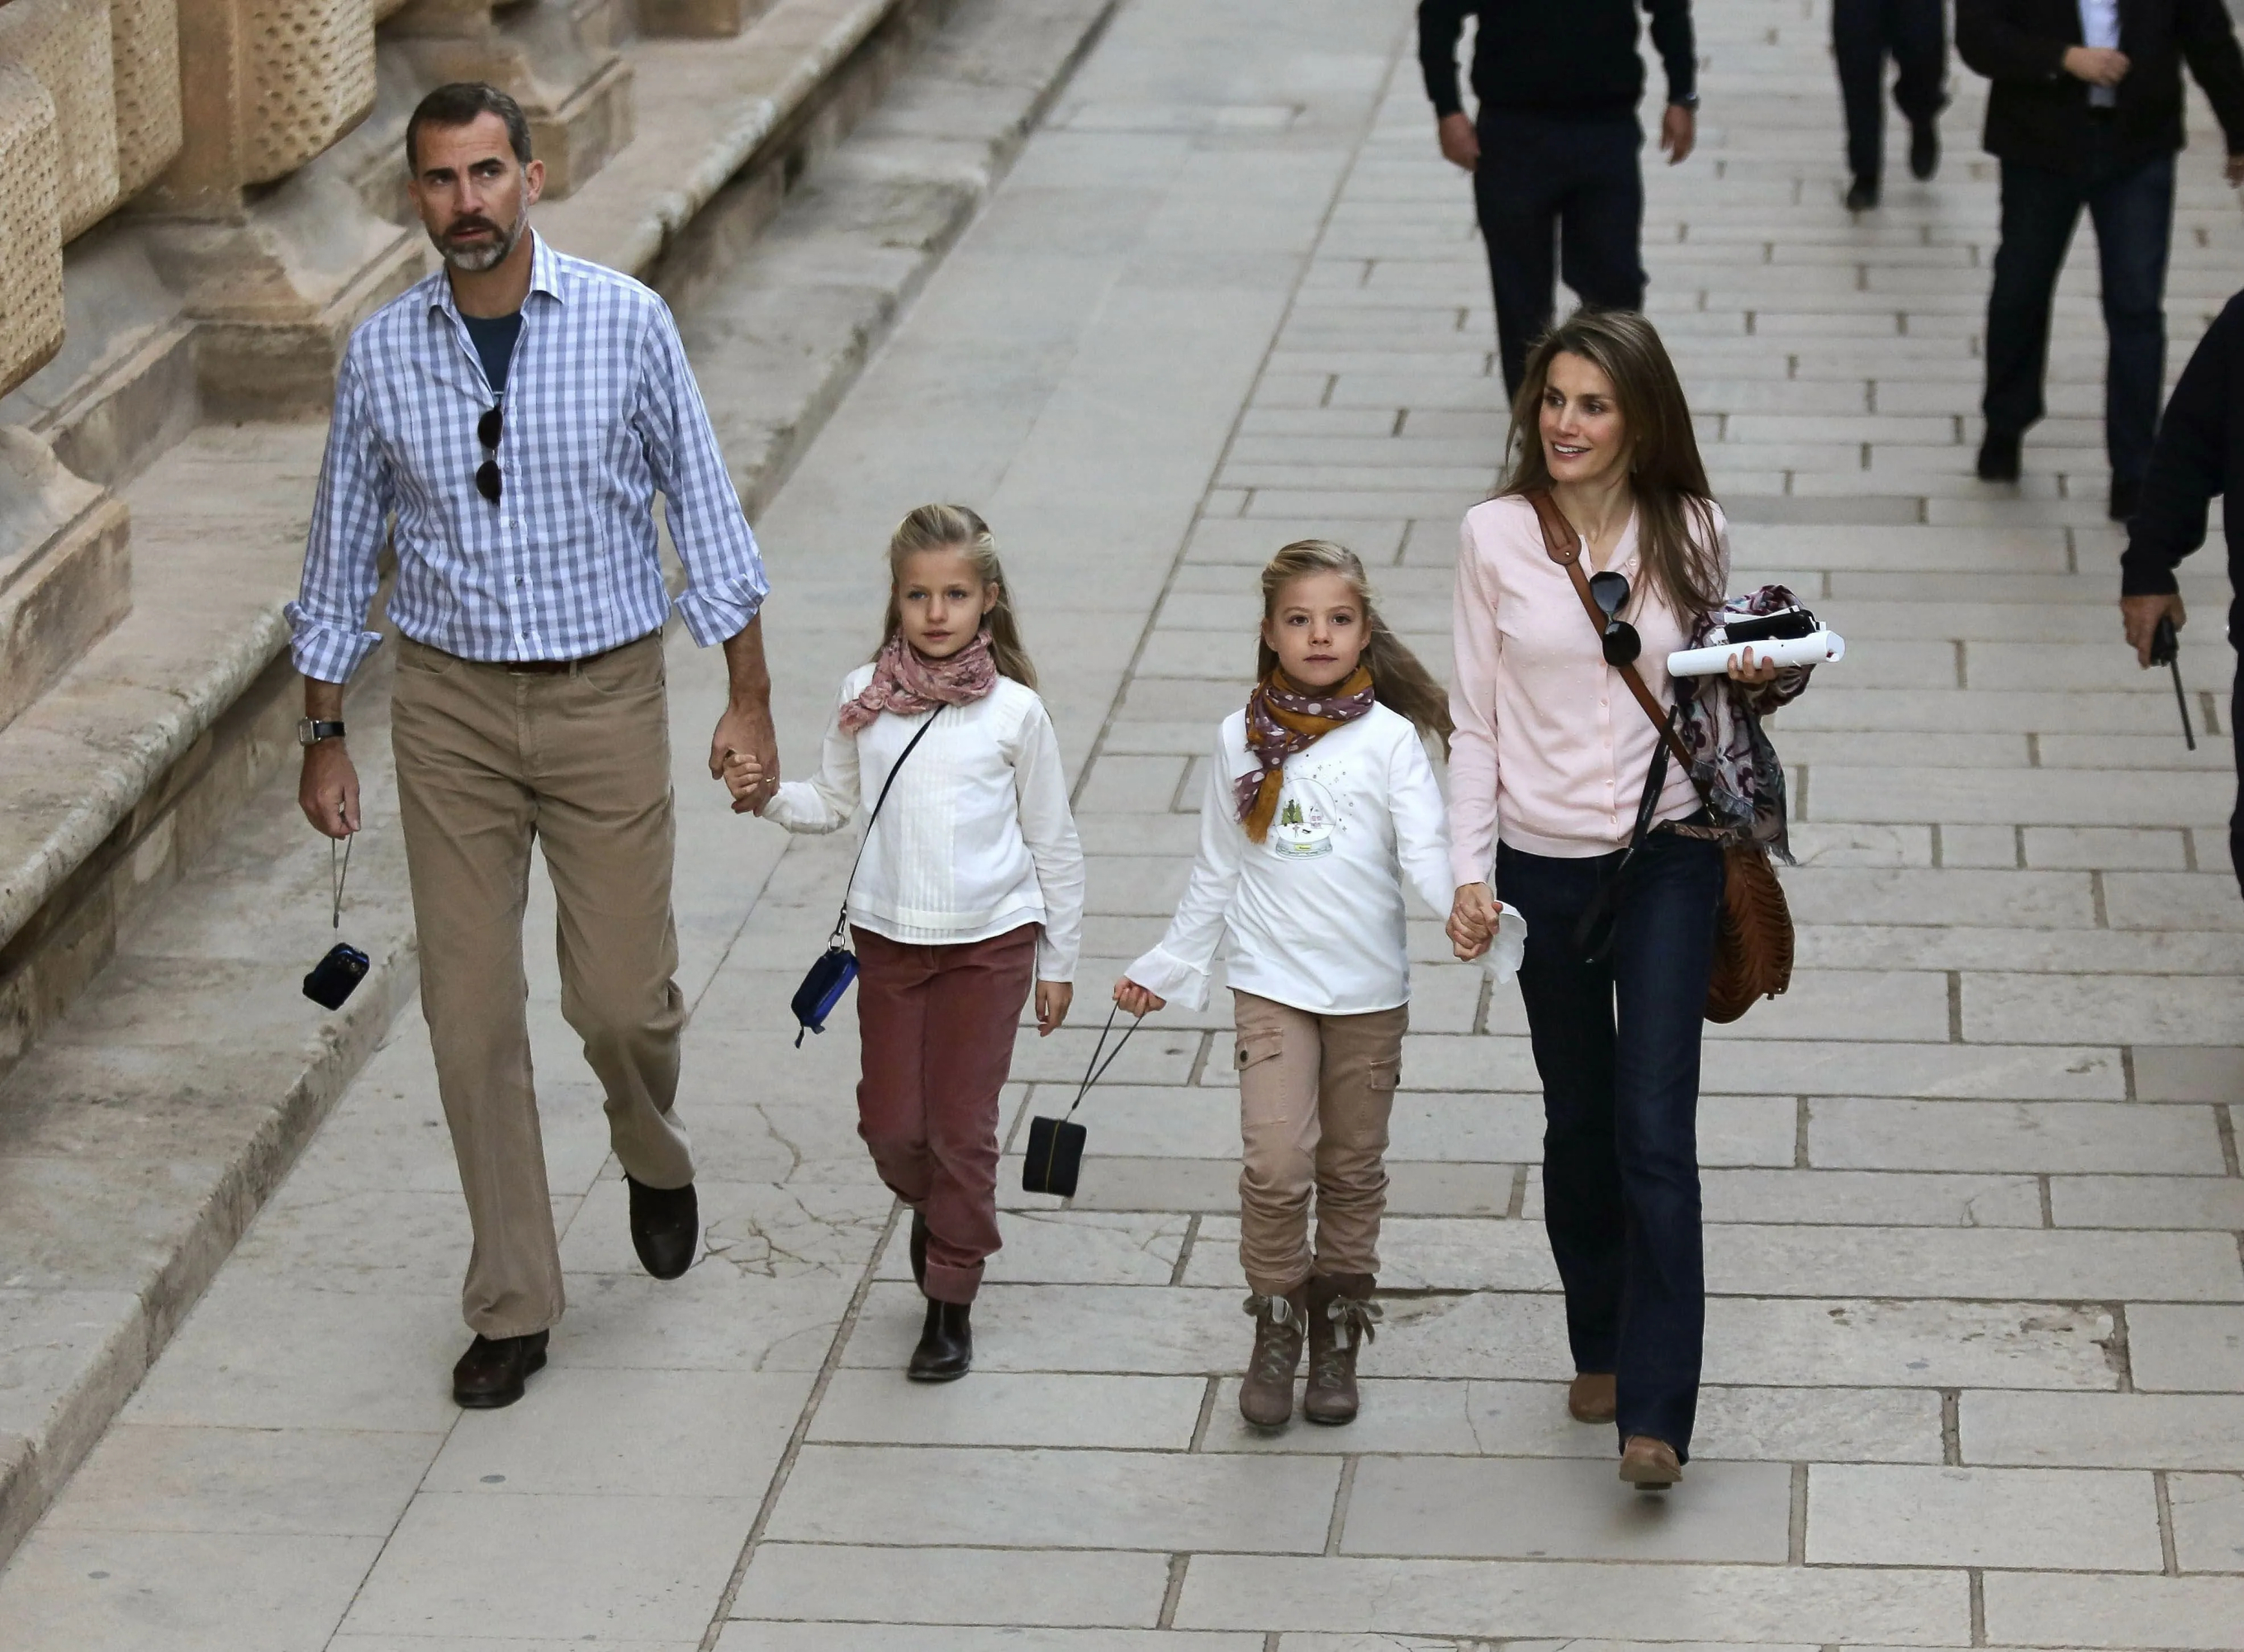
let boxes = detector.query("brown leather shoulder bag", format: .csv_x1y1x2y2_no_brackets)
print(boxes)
1523,490,1792,1023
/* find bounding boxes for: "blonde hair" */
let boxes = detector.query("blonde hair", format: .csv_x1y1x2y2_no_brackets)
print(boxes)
877,504,1037,688
1256,539,1453,752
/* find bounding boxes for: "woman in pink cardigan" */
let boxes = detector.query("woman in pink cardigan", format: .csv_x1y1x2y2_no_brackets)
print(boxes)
1445,311,1781,1490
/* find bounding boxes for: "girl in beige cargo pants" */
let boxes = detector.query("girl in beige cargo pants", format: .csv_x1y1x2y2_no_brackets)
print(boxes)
1117,539,1511,1430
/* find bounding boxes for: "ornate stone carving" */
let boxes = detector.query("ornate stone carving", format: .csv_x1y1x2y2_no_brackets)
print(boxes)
0,0,121,239
0,64,65,397
240,0,379,184
108,0,182,197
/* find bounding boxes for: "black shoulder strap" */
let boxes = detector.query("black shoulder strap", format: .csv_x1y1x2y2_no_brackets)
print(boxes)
829,705,942,946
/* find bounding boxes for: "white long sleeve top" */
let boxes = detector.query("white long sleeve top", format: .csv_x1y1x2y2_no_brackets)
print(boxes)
761,667,1085,980
1124,705,1456,1017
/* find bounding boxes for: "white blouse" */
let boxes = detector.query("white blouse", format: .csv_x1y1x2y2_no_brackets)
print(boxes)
761,667,1085,980
1125,705,1458,1018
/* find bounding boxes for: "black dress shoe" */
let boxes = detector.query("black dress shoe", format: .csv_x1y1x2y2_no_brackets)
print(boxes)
908,1298,972,1382
1976,429,2023,482
2110,475,2143,522
1910,119,1939,180
453,1330,548,1409
908,1208,928,1290
1846,173,1880,211
626,1175,699,1279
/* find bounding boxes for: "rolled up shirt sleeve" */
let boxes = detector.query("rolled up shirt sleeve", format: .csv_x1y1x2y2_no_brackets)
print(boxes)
636,303,767,647
287,350,392,684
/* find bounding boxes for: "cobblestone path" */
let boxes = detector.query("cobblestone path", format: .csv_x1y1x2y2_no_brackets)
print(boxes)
6,0,2244,1645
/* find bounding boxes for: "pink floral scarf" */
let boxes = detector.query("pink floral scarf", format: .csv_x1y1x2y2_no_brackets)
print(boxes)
839,630,999,733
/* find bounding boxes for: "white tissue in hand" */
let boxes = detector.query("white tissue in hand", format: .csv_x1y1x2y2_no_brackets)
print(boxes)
1483,904,1528,985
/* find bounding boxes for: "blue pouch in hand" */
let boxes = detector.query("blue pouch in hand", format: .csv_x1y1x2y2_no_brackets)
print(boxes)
788,707,941,1048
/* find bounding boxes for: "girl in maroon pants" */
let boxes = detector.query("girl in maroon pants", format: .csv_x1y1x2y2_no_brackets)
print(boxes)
726,505,1084,1380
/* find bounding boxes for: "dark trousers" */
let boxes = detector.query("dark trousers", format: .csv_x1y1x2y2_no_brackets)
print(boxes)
1497,832,1725,1460
1984,135,2175,486
1832,0,1947,181
852,923,1037,1304
1474,109,1646,396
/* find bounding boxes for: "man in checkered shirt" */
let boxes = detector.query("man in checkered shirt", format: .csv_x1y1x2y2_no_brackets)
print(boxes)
288,83,776,1410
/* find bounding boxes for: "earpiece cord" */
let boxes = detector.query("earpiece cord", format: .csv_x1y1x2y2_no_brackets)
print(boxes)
330,836,353,931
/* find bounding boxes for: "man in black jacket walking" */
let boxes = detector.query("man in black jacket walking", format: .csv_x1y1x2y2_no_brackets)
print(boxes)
2119,287,2244,892
1959,0,2244,521
1418,0,1698,398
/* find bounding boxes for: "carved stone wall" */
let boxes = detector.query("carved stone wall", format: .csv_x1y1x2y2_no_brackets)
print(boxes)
0,64,64,397
108,0,180,197
241,0,377,185
0,0,120,239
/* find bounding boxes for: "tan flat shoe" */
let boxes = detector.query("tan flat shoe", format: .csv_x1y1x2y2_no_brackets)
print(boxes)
1619,1435,1682,1489
1567,1372,1616,1424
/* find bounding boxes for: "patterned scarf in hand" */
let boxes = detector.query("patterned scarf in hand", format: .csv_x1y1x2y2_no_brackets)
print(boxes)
839,629,999,733
1235,665,1376,843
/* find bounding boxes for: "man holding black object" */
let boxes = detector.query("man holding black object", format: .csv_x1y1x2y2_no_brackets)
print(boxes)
1417,0,1699,398
289,84,780,1408
2119,287,2244,893
1958,0,2244,521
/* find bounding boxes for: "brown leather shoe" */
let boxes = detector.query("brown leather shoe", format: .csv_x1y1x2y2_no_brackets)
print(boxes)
1568,1371,1616,1424
1619,1434,1682,1489
1238,1287,1307,1427
453,1330,548,1409
1303,1273,1379,1426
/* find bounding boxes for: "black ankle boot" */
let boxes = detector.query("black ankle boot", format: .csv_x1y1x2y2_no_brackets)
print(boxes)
908,1298,971,1382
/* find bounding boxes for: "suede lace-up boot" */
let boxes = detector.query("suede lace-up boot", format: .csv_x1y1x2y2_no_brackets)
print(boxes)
1303,1273,1379,1425
1238,1287,1308,1427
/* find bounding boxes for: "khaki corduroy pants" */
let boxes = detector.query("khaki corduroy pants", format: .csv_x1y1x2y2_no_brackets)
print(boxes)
391,633,692,1339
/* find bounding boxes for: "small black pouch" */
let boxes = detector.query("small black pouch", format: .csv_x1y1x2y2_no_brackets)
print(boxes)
303,837,369,1011
790,708,942,1047
303,942,370,1009
1021,1114,1087,1198
1020,1005,1140,1197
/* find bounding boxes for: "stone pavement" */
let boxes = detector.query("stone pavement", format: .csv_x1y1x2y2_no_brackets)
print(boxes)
6,0,2244,1645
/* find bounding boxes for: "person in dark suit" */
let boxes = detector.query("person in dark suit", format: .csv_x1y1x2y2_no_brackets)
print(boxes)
1418,0,1699,398
2118,287,2244,891
1834,0,1950,210
1959,0,2244,521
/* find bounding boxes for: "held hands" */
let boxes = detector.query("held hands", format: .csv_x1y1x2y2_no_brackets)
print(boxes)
720,748,770,814
2122,592,2187,667
1447,882,1499,962
1113,978,1166,1017
2063,45,2130,88
1036,980,1073,1037
1726,645,1782,686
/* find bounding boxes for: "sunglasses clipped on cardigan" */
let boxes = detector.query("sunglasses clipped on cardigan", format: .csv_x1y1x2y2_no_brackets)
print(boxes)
1525,490,1795,1023
790,706,944,1046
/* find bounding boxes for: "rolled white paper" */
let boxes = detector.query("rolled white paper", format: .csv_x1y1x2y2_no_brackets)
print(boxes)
1666,629,1845,677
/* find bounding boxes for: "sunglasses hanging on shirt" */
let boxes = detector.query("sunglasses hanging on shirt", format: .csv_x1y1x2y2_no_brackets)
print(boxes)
1588,568,1640,667
475,401,504,504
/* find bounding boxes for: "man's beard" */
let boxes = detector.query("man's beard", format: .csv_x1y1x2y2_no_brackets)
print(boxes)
433,207,526,273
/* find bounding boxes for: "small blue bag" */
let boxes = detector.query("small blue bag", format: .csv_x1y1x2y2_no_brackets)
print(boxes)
790,706,942,1046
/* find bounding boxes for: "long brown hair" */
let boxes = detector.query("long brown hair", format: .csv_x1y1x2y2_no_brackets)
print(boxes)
1255,539,1454,753
877,504,1037,687
1499,310,1725,618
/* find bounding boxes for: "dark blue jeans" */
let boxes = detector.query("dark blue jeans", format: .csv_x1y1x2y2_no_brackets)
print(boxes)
1832,0,1947,181
1473,109,1646,396
1497,831,1725,1460
1984,134,2175,486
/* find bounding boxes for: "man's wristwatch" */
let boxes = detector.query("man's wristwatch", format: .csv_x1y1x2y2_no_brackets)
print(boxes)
297,718,346,747
1672,93,1701,110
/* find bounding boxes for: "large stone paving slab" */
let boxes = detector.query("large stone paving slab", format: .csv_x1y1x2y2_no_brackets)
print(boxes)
6,0,2244,1645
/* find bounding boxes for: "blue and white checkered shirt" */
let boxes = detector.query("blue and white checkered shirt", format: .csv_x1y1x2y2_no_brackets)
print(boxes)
287,234,766,682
